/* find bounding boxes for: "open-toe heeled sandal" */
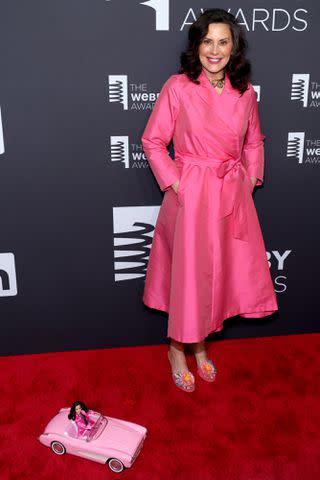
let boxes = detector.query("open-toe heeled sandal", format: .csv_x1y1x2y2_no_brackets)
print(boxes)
197,359,217,382
172,370,195,392
167,351,195,392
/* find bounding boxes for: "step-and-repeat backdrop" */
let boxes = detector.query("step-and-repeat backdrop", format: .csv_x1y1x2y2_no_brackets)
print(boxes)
0,1,319,354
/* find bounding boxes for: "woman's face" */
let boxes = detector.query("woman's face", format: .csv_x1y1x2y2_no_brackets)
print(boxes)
75,404,82,415
198,22,233,78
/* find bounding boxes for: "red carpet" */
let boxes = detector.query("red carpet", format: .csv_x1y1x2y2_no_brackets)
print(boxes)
1,333,320,480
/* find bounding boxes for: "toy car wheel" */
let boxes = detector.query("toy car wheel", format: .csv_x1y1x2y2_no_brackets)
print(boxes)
51,441,66,455
107,458,124,473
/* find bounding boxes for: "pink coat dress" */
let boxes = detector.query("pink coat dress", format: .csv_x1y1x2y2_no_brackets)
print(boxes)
75,410,95,436
141,69,278,343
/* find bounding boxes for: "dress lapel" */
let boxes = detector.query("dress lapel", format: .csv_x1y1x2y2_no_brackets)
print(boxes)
195,68,243,137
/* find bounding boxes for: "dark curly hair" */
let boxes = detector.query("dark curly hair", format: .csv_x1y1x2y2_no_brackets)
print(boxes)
68,400,89,424
179,8,251,94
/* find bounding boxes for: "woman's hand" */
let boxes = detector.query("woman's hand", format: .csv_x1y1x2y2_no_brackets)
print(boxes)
250,176,257,191
171,180,180,194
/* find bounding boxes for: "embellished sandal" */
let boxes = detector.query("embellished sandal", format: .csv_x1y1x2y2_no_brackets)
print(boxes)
167,351,195,392
172,370,195,392
197,359,217,382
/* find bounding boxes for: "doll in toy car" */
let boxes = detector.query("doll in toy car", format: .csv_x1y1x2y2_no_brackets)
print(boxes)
67,400,97,438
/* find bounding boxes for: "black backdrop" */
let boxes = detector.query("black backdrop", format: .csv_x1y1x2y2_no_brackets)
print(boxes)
0,0,319,355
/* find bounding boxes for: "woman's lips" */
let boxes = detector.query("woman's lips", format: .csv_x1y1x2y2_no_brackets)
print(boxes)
207,57,222,64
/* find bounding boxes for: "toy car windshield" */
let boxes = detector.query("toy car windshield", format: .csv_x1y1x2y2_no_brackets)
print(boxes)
86,415,107,442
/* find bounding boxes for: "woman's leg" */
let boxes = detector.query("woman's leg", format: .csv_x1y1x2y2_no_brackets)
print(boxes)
168,339,189,373
190,340,208,364
168,339,195,392
191,340,217,382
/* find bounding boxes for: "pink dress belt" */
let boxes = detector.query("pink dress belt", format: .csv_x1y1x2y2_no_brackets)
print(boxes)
174,151,249,242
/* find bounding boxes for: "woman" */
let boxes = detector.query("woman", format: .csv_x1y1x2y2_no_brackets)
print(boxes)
141,9,278,392
68,400,96,437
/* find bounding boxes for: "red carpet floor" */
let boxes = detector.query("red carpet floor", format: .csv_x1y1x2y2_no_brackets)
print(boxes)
1,333,320,480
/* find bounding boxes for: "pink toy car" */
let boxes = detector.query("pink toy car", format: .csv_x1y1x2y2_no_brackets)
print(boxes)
38,407,147,473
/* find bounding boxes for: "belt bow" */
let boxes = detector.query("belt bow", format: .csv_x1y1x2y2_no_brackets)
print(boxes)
217,157,249,242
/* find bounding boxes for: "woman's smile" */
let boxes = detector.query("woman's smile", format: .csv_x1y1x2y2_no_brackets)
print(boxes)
207,57,222,64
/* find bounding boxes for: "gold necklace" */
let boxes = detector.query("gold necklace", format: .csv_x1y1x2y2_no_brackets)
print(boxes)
209,73,225,89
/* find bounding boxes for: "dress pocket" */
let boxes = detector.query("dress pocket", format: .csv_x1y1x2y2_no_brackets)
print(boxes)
176,164,187,205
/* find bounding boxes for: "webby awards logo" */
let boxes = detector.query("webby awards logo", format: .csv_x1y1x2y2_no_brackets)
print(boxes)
290,74,320,108
140,0,169,30
107,75,160,111
138,1,308,32
287,132,320,165
105,1,308,32
113,206,160,281
181,8,308,32
109,136,149,169
267,249,292,293
0,253,17,297
252,85,261,101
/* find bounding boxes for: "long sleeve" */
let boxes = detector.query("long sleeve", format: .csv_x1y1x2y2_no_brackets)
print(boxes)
141,75,180,192
242,86,266,186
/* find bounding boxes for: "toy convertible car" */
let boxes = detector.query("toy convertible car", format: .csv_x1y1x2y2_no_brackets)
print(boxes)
38,407,147,473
